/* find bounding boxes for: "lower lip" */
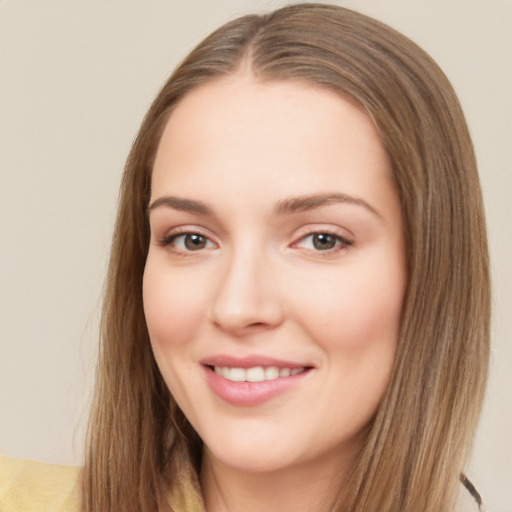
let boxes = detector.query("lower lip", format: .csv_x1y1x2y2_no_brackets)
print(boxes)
202,366,311,406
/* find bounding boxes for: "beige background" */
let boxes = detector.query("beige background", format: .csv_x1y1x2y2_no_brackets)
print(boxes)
1,1,510,510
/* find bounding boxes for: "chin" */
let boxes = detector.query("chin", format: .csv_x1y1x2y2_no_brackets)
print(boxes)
200,424,355,477
205,443,299,474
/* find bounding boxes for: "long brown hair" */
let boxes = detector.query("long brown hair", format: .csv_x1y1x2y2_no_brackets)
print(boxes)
82,4,490,511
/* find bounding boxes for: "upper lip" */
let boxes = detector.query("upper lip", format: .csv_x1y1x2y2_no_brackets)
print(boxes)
200,354,312,369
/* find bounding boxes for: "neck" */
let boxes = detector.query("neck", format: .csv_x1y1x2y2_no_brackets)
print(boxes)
200,448,348,512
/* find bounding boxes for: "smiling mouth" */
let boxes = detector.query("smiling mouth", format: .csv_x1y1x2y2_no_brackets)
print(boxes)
210,365,309,383
202,360,314,406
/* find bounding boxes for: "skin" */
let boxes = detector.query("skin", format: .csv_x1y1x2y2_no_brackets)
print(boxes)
143,73,406,512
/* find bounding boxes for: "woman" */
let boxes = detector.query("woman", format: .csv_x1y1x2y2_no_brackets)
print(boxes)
82,4,489,511
0,3,490,512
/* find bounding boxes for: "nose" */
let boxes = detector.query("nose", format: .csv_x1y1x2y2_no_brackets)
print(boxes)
208,247,285,336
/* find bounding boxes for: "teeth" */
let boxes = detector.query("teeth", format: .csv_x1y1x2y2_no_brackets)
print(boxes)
229,368,246,382
279,368,291,377
213,365,306,382
246,367,265,382
265,367,280,380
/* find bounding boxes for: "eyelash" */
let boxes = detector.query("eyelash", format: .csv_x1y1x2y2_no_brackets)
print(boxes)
158,228,215,256
293,230,354,256
157,228,354,256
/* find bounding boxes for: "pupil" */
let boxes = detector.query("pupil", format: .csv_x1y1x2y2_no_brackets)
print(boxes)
313,233,336,250
185,234,206,250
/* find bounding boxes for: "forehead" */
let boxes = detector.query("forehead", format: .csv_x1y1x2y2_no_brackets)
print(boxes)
151,74,394,213
157,74,380,158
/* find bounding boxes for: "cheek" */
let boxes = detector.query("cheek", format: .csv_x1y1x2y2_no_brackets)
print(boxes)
142,258,213,408
142,258,208,348
296,259,404,430
291,255,405,353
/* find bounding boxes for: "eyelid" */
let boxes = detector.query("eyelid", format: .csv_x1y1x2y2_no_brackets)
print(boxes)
292,224,354,242
154,223,354,257
157,226,218,252
290,225,354,254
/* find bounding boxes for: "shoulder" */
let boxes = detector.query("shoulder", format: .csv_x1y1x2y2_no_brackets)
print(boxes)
0,455,80,512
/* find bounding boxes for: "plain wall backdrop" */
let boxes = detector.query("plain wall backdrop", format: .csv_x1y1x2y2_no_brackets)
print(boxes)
1,1,510,510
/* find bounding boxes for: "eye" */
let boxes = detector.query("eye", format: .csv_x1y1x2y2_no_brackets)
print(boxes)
160,232,215,252
296,232,353,252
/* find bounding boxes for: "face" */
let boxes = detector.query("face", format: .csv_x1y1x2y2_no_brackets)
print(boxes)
143,74,406,476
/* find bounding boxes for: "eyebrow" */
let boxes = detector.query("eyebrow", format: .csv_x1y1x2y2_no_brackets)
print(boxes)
148,196,213,215
148,192,381,218
274,193,382,218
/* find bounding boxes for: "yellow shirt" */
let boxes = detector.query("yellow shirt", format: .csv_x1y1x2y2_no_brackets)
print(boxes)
0,455,80,512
